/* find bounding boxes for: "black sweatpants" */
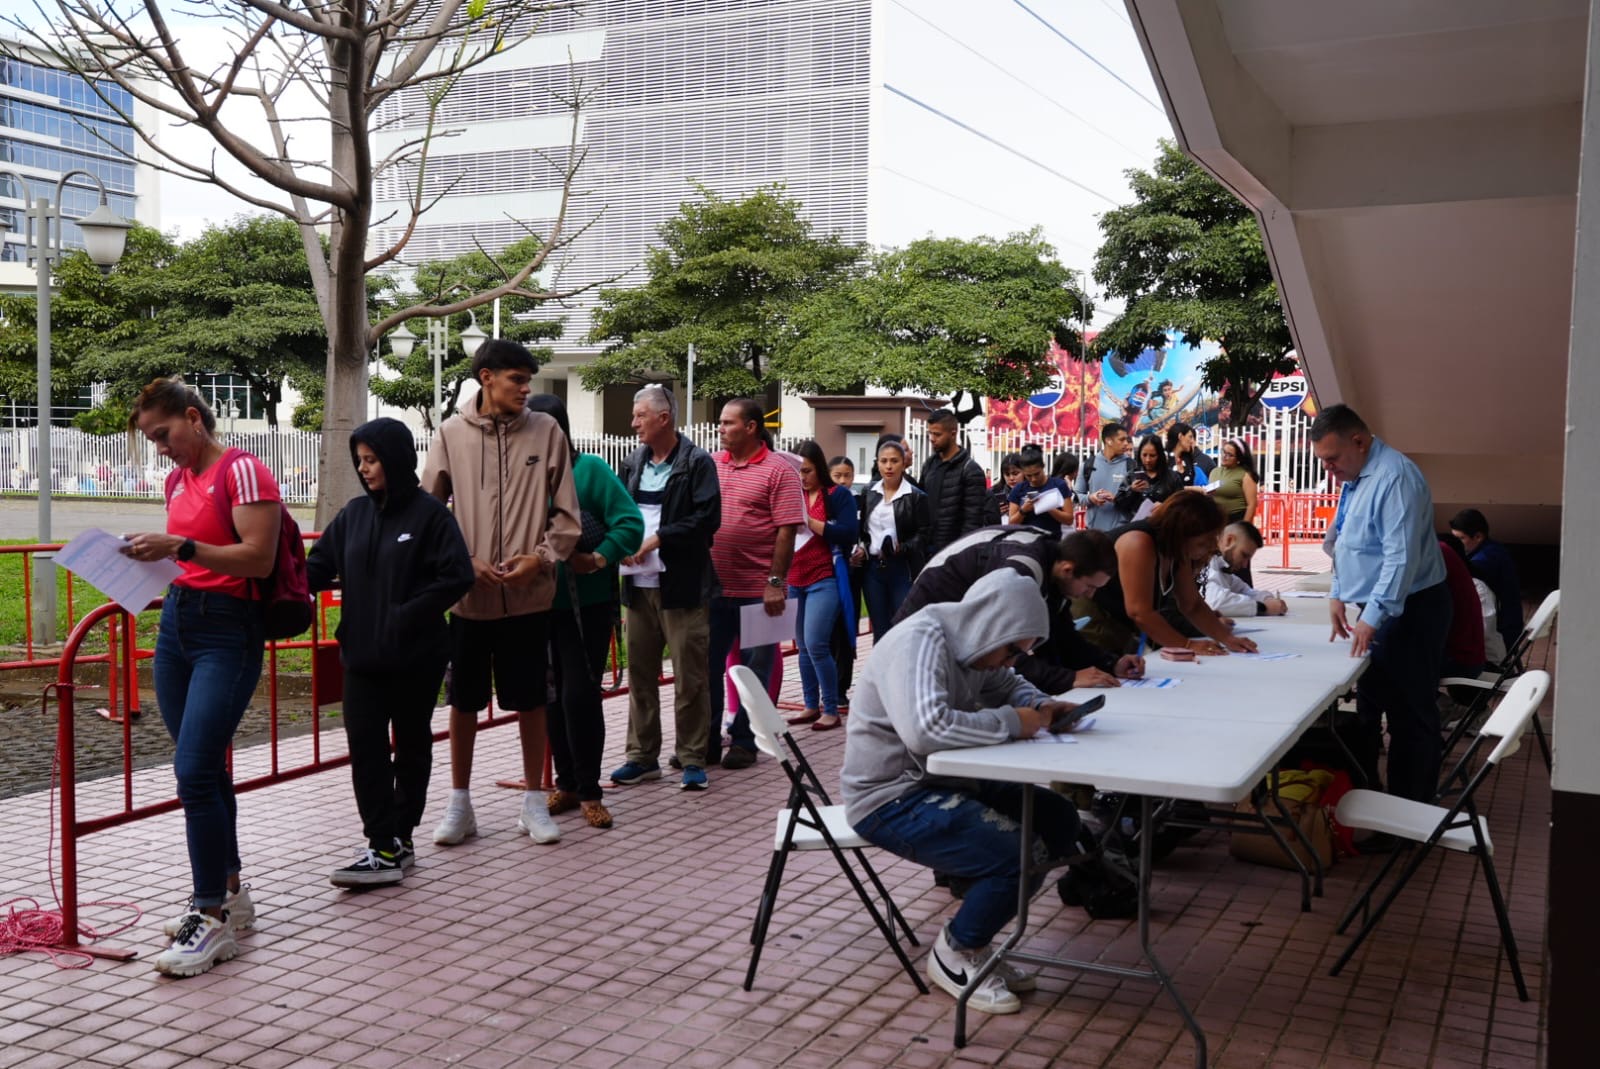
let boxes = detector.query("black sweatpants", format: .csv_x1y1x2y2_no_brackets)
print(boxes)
549,600,615,802
343,663,446,849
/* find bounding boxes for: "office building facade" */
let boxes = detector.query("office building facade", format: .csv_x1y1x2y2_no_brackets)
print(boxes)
371,0,872,435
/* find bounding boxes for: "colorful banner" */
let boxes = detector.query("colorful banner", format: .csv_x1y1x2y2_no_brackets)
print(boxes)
984,340,1103,439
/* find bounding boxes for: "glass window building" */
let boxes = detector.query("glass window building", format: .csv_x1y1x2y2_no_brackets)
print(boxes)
370,0,872,434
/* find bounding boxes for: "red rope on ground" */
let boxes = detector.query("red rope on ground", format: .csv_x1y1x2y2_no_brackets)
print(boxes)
0,728,141,968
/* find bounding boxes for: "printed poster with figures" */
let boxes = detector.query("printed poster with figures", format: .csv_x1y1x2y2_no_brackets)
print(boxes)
986,332,1319,442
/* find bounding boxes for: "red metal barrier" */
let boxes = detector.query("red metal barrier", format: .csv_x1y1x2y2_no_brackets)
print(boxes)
1258,491,1342,567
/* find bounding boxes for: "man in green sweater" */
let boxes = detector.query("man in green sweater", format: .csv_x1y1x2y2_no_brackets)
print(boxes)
529,395,643,831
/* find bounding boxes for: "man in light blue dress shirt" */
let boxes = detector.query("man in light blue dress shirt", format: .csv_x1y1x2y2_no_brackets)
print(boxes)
1313,404,1451,803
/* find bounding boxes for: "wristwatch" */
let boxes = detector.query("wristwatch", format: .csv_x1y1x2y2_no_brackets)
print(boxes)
767,574,784,588
176,538,198,562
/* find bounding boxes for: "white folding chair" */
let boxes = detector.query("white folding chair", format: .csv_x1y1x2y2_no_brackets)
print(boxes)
1439,589,1558,771
1330,670,1550,1001
730,666,927,995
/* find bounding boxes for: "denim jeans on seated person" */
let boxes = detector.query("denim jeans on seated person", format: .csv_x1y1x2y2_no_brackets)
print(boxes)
153,587,265,908
706,595,774,759
854,782,1082,950
788,577,841,718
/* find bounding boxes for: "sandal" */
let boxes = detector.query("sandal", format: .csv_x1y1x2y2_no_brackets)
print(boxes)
546,790,580,816
582,802,614,829
786,709,822,726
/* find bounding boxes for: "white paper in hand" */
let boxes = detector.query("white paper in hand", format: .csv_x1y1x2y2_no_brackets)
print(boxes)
740,599,798,648
55,528,182,615
1029,487,1066,514
618,550,663,577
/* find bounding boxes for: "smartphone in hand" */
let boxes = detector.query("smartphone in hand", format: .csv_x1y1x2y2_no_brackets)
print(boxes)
1048,694,1106,733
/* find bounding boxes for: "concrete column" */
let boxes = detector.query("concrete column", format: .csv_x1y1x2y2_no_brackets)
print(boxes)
1549,5,1600,1062
565,372,603,438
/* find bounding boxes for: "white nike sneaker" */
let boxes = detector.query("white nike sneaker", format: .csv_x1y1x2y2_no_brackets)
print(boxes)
433,799,479,845
926,926,1021,1014
517,796,562,844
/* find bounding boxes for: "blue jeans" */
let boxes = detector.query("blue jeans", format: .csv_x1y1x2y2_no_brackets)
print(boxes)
789,578,841,717
863,555,913,642
707,595,774,758
153,588,265,908
854,782,1081,950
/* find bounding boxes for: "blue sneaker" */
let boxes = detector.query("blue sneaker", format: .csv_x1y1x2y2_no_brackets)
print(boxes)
679,766,708,791
610,761,662,786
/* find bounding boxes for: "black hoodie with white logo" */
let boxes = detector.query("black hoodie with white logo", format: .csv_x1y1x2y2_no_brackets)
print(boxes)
306,418,474,673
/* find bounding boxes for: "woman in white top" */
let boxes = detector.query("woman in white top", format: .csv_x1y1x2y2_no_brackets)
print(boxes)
851,440,930,642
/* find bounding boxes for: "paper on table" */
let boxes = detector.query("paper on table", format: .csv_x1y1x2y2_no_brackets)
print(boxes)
55,527,181,615
1120,677,1180,689
618,550,662,577
1232,652,1302,661
740,599,798,648
1281,590,1328,598
1026,728,1082,744
1231,626,1265,634
1029,487,1065,514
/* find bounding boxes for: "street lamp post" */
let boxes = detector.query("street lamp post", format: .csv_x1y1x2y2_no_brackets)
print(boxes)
0,169,133,644
386,305,488,429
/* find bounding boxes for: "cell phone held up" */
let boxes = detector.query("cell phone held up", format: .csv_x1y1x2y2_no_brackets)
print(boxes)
1048,694,1106,733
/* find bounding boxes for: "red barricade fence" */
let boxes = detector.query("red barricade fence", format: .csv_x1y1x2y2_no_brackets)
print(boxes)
1258,491,1343,567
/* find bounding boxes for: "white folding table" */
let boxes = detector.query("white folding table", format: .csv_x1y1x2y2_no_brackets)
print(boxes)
923,601,1368,1065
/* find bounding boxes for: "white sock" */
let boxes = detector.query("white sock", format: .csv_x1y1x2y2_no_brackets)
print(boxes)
450,788,471,807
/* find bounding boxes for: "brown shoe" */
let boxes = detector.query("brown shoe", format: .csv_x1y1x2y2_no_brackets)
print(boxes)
582,802,614,829
811,715,842,732
546,790,580,816
786,709,822,726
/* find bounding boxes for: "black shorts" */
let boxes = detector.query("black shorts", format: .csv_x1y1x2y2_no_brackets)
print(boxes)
446,612,551,713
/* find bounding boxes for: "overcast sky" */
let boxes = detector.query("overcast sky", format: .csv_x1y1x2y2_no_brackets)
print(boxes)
150,1,1172,320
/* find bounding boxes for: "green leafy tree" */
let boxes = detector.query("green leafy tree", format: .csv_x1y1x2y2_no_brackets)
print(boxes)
1092,140,1296,426
0,224,179,411
373,236,563,429
775,230,1089,421
580,185,863,400
93,215,330,428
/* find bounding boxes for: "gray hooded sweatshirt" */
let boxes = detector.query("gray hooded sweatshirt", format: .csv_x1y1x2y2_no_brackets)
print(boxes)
841,570,1052,826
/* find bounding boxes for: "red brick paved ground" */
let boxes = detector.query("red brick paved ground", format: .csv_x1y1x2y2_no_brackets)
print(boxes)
0,548,1549,1068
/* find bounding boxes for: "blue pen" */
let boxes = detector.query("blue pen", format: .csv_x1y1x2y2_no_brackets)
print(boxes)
1136,633,1147,658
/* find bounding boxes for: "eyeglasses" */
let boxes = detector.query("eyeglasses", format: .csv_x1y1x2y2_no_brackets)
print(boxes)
1002,642,1032,661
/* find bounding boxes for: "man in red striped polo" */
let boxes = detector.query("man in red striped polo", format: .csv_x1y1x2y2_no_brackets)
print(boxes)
707,398,805,770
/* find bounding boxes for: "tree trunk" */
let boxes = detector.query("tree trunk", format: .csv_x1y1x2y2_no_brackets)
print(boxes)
315,31,374,529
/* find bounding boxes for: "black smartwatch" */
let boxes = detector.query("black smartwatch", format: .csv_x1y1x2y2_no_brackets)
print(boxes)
177,538,198,562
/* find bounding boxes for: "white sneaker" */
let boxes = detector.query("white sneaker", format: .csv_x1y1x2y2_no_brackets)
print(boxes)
980,945,1039,993
162,885,254,938
153,911,238,978
517,798,562,844
433,800,479,845
926,927,1021,1014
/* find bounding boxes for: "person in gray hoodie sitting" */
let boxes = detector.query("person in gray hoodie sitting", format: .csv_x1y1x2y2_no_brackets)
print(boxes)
841,570,1087,1015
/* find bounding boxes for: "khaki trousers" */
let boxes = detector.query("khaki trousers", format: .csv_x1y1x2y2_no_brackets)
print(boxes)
624,589,712,768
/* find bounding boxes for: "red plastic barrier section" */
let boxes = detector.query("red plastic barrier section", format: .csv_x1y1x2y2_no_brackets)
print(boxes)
1258,492,1343,568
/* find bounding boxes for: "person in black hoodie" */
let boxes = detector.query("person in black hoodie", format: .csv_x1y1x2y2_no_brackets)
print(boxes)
306,418,474,888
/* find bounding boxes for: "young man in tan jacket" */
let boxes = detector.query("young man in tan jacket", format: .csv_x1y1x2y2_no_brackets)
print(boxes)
421,340,581,846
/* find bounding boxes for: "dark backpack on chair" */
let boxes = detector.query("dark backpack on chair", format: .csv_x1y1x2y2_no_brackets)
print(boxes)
164,448,313,641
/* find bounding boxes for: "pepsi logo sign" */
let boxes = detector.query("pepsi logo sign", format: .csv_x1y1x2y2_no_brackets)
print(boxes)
1261,373,1308,411
1027,370,1066,409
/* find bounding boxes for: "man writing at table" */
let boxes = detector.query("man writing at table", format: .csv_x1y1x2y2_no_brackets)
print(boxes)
842,570,1086,1016
1312,404,1451,803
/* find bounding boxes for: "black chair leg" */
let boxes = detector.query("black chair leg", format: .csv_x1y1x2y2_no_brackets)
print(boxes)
1334,847,1406,935
853,847,921,946
744,848,790,991
1531,715,1553,772
1477,851,1530,1002
824,839,929,994
1330,841,1437,978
